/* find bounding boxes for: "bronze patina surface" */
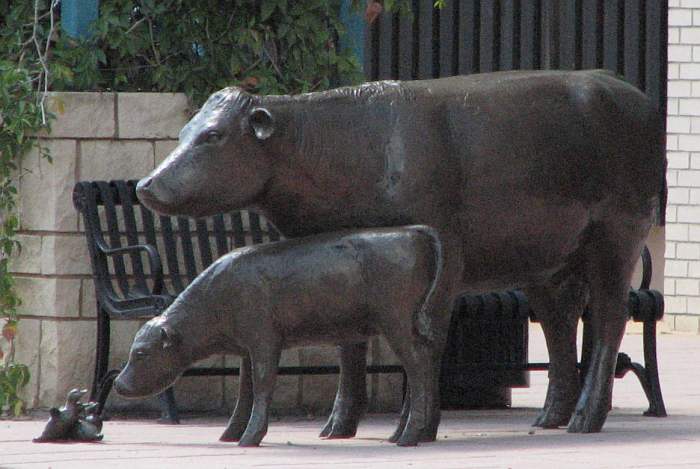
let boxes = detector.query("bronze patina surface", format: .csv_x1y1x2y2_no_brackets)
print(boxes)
136,70,667,436
115,226,443,446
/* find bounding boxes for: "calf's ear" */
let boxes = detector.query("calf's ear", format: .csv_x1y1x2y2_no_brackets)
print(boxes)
160,325,181,349
249,107,274,140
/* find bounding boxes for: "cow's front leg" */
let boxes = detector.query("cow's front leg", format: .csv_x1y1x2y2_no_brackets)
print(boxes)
220,354,253,442
319,342,368,439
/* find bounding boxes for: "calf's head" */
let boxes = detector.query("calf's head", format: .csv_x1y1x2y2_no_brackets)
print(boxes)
137,87,277,217
113,318,190,398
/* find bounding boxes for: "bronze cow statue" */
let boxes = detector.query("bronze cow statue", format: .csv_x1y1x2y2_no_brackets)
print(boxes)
137,70,667,437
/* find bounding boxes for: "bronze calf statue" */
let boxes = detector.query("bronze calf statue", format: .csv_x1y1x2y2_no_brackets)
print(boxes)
115,226,443,446
137,70,667,435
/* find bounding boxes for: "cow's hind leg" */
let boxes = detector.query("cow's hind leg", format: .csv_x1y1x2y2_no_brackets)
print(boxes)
319,342,368,439
526,274,588,429
568,222,646,433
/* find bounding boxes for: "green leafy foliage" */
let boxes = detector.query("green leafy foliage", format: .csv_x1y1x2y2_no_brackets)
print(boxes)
0,362,30,417
48,0,364,104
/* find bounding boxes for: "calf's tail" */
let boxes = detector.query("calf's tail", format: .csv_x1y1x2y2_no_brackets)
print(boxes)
412,225,445,342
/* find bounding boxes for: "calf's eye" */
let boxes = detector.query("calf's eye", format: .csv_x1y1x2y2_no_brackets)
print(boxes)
205,130,221,144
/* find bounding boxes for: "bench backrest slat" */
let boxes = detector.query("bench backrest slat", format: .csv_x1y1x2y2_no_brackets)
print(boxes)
212,215,229,259
195,219,214,268
96,181,131,298
159,215,185,293
115,180,149,295
177,217,199,285
231,212,247,248
249,211,264,244
82,182,118,300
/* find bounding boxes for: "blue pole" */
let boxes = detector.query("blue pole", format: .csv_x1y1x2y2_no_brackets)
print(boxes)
339,0,365,66
61,0,99,40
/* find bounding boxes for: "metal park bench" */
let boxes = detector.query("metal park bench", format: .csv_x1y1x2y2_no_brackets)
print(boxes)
442,247,666,417
74,179,666,423
73,179,405,422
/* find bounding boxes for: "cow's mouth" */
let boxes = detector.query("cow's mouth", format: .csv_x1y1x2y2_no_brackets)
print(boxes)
136,177,185,216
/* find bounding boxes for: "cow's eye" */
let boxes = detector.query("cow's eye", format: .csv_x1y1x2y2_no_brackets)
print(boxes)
133,350,149,360
205,130,222,144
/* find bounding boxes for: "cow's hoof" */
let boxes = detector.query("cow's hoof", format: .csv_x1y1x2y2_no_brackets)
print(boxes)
567,410,605,434
396,432,419,447
238,435,263,447
419,428,437,443
387,427,403,443
319,415,359,439
533,403,575,429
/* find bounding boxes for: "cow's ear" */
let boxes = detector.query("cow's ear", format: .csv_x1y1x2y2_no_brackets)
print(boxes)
160,325,180,349
249,107,274,140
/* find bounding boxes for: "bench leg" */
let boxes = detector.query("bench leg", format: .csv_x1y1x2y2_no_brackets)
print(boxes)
91,305,111,402
94,370,120,416
642,320,667,417
158,387,180,424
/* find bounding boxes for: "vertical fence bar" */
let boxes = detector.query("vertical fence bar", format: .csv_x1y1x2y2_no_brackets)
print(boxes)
581,0,603,69
558,0,581,70
624,0,645,90
398,2,417,80
439,0,458,77
364,14,380,80
458,0,480,74
603,0,623,74
480,1,500,72
377,12,395,79
417,0,435,78
519,0,541,70
500,0,521,71
645,0,667,114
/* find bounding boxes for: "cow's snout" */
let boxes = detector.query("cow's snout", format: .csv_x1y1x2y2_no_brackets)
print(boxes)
136,176,179,215
135,176,155,202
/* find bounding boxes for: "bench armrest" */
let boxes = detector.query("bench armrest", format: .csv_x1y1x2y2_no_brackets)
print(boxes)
95,241,164,295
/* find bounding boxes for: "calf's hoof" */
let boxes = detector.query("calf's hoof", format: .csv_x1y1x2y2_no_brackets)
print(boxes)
219,425,246,442
566,409,606,434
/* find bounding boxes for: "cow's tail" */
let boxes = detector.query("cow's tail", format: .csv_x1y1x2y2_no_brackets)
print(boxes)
413,225,445,343
659,130,668,226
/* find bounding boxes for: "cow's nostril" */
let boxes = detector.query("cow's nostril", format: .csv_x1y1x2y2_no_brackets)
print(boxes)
138,177,153,189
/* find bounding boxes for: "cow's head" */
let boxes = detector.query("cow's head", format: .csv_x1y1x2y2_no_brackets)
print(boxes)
136,88,277,217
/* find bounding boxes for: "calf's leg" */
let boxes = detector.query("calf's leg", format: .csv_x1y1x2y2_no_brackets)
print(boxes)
319,342,368,439
238,343,281,447
220,354,253,442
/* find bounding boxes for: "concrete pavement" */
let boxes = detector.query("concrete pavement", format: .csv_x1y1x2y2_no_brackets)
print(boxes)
2,327,699,468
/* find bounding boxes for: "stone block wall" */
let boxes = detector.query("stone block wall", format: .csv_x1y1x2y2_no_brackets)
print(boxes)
8,91,401,414
665,1,700,333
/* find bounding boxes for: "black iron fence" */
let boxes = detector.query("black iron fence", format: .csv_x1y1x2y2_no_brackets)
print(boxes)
364,0,668,113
